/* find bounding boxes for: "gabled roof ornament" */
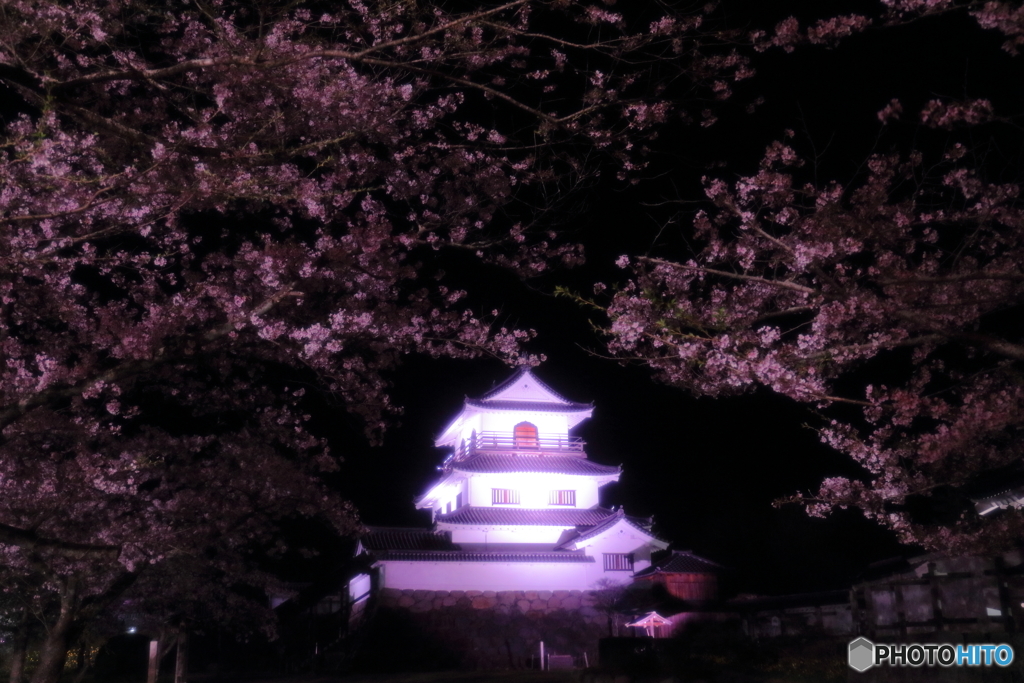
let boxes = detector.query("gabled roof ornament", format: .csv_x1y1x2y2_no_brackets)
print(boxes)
434,366,594,446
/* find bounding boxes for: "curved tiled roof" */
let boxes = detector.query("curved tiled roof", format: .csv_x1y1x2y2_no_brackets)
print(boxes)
360,527,457,551
479,367,572,402
436,506,616,527
556,510,661,548
453,454,620,476
463,399,592,413
633,551,723,577
370,550,594,563
359,525,597,563
435,368,593,445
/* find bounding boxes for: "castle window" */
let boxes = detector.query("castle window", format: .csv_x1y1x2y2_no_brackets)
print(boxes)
456,492,463,509
603,553,634,572
549,490,576,506
492,488,520,505
513,422,538,448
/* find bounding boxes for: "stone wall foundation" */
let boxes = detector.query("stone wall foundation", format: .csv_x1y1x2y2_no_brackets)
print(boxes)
357,588,611,670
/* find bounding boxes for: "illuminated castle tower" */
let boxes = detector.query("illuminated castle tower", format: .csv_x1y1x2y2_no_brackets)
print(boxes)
358,367,668,592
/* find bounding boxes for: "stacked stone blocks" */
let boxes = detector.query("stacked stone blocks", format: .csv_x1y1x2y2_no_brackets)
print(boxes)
375,588,609,668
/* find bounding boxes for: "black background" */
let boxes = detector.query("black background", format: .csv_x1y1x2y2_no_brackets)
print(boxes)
326,0,1024,596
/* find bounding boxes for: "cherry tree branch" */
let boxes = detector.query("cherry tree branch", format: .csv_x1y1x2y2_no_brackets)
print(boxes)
0,283,300,432
951,332,1024,361
638,256,819,295
892,311,1024,360
0,522,119,561
349,0,532,58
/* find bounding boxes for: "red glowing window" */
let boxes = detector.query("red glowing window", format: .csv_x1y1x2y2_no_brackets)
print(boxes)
513,422,538,448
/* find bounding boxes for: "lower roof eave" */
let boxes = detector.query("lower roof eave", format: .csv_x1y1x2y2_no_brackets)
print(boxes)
374,550,595,563
435,506,617,527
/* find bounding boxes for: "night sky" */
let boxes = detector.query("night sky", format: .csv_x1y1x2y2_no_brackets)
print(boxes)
322,1,1024,597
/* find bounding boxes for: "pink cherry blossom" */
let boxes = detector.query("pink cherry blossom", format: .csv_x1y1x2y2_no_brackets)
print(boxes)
606,133,1024,556
0,1,745,679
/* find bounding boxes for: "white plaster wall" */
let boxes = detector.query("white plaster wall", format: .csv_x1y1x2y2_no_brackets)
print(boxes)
446,524,571,544
585,528,657,555
456,413,483,444
348,573,372,601
418,474,466,512
466,472,600,508
380,559,592,591
493,375,561,402
581,528,659,583
476,411,570,438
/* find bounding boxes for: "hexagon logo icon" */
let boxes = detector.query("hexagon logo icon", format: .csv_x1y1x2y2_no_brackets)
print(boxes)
849,637,875,672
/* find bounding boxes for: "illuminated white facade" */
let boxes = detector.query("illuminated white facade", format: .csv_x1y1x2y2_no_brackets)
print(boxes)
358,367,669,592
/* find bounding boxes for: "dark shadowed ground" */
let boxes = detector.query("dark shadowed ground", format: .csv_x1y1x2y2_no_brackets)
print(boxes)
232,673,579,683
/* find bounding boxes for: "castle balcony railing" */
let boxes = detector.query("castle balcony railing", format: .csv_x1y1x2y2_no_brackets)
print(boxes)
456,431,585,459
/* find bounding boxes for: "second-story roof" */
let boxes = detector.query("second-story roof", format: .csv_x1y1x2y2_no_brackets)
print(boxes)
357,526,597,564
452,454,621,476
366,550,595,563
435,506,617,528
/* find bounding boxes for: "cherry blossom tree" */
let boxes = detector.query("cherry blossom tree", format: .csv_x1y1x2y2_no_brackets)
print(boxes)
0,0,750,680
603,2,1024,556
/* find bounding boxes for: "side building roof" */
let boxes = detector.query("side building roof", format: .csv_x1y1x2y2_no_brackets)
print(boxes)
632,550,724,577
359,527,457,552
556,509,668,550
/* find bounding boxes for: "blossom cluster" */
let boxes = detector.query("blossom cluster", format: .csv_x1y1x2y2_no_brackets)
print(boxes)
0,0,742,677
607,136,1024,552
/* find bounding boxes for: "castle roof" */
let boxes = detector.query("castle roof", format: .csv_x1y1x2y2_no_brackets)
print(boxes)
452,454,620,476
359,525,599,564
632,550,723,577
555,509,667,551
478,367,585,404
435,367,593,445
461,399,591,412
366,549,594,563
435,506,616,528
360,527,456,552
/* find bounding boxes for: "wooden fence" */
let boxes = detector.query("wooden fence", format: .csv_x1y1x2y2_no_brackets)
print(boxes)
852,556,1022,638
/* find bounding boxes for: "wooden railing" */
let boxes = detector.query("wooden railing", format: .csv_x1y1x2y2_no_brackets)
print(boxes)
454,431,585,458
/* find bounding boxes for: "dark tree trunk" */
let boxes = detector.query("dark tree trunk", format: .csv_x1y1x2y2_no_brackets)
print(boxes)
30,628,72,683
8,608,29,683
29,578,79,683
174,628,188,683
